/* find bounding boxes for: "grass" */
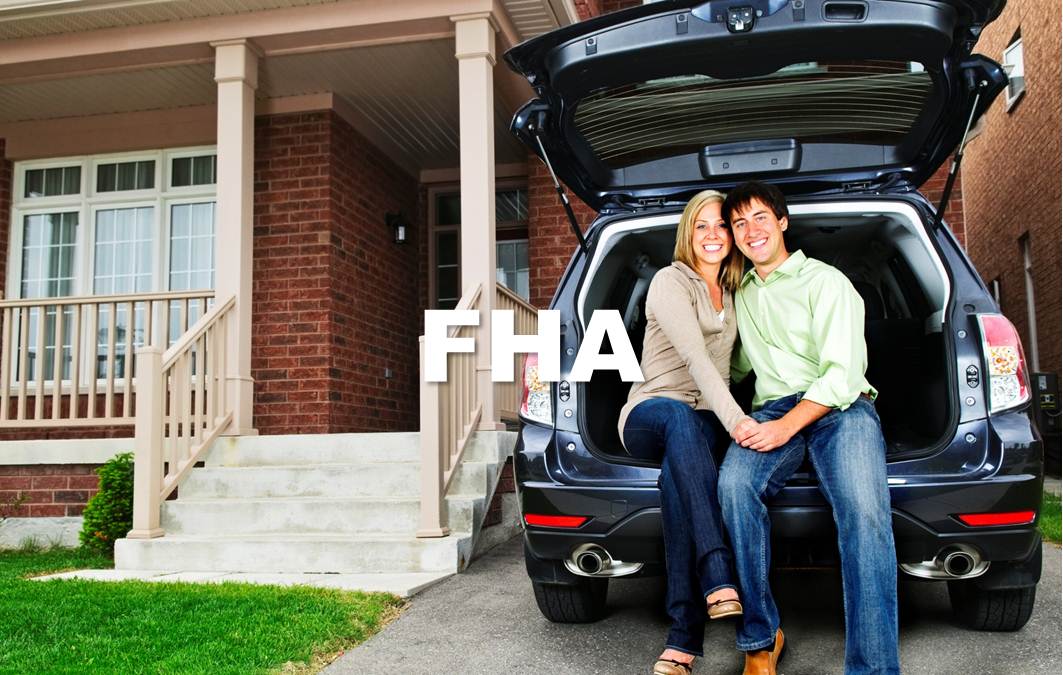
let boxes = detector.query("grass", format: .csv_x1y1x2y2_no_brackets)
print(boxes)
0,547,404,674
1040,489,1061,545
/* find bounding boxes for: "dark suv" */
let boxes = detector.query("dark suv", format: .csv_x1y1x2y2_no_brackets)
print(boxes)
505,0,1043,631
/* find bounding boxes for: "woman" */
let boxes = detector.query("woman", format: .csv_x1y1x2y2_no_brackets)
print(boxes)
617,190,753,675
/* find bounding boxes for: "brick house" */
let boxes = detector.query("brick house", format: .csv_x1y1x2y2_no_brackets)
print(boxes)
957,0,1061,453
0,0,648,583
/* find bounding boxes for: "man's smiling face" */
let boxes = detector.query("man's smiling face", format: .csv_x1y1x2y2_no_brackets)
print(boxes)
730,197,789,271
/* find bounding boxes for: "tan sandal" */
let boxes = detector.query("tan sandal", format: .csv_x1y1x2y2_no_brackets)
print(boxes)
653,657,693,675
707,597,743,620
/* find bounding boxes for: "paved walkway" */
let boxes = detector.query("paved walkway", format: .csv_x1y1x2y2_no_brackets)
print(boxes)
1045,476,1061,497
325,536,1062,675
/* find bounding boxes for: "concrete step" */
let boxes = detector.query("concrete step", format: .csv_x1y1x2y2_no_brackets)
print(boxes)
179,460,495,500
204,432,422,467
160,495,484,536
115,533,474,574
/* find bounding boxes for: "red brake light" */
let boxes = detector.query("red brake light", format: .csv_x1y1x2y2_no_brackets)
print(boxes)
976,314,1031,413
956,511,1036,527
524,514,589,528
520,353,552,424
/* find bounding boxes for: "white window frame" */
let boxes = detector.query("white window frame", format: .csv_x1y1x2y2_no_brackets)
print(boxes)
8,146,217,392
1003,36,1025,111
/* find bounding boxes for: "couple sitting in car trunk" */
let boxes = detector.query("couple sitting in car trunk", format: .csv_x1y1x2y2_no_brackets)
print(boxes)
619,181,897,675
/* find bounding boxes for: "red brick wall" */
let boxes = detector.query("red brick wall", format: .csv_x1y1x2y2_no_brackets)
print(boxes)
252,111,422,434
326,111,421,432
0,464,100,517
960,0,1061,376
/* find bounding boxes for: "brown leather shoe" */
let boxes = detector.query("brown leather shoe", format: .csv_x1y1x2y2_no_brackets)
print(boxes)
742,629,785,675
707,598,743,620
653,657,693,674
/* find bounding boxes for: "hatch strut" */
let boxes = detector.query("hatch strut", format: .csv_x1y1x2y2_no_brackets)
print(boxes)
533,131,589,253
930,75,988,231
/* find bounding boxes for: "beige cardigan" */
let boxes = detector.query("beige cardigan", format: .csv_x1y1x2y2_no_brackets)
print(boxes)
618,262,749,445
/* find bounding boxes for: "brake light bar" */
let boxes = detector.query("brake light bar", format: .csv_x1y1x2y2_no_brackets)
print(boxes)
524,514,589,528
956,511,1036,527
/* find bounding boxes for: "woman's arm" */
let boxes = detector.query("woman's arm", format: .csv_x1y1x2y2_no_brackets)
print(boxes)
647,270,749,434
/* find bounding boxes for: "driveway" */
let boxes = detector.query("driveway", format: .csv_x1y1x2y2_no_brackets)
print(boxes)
325,537,1062,674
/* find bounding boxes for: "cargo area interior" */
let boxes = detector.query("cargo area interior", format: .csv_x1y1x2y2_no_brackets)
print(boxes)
580,207,953,461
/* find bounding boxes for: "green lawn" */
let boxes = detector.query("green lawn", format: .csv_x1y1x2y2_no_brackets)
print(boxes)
1040,489,1062,545
0,548,403,674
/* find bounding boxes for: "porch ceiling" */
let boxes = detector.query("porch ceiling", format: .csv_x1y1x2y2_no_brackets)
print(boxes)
0,39,528,171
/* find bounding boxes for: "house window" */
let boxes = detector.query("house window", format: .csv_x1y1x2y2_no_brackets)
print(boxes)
990,277,1001,306
10,147,217,381
431,187,530,308
1003,32,1025,111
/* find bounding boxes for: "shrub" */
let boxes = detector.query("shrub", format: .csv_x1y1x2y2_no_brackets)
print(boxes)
79,452,134,554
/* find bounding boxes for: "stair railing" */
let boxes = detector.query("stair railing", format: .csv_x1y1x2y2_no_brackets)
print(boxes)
128,295,236,539
417,282,538,538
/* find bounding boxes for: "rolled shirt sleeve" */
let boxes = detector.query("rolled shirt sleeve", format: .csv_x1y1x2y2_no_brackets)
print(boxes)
647,272,749,433
801,270,876,410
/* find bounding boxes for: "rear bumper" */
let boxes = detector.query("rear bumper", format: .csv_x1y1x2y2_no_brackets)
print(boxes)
519,475,1043,587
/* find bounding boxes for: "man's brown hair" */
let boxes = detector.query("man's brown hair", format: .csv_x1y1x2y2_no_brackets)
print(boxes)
722,181,789,223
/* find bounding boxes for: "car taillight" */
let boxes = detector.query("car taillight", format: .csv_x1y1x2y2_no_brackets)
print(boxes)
520,353,552,425
977,314,1031,414
524,514,589,528
956,511,1036,527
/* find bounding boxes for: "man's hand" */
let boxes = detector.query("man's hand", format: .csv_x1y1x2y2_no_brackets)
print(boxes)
739,419,796,452
731,417,759,445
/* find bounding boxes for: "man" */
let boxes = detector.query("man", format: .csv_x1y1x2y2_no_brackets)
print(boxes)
719,181,899,675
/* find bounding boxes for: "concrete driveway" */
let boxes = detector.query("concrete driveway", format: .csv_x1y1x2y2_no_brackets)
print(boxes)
325,537,1062,674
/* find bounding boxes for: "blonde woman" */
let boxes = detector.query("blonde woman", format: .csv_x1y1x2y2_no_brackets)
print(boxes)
617,190,757,675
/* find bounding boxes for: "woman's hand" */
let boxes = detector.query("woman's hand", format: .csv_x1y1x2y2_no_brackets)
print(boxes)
731,417,759,444
739,419,796,452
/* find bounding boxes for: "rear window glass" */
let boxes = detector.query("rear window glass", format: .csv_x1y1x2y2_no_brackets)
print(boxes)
574,61,932,168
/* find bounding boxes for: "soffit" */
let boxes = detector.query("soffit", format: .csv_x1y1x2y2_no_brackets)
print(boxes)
0,39,526,170
0,0,341,40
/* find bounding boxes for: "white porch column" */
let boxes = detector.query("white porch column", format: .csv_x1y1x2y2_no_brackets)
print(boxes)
212,39,259,435
454,13,504,431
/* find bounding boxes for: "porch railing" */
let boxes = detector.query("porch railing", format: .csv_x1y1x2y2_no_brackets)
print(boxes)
129,295,235,539
494,283,539,422
0,290,214,427
417,282,539,538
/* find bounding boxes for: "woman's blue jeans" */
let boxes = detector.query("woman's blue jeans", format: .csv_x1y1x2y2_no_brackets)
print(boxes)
718,393,899,674
623,397,736,656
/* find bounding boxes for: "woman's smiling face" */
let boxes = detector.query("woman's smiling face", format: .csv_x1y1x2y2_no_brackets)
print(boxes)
691,200,732,269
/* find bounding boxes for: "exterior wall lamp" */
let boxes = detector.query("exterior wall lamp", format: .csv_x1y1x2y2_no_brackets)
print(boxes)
386,212,409,245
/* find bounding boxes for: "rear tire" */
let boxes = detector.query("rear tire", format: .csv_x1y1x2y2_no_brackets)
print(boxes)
948,581,1037,631
532,578,609,623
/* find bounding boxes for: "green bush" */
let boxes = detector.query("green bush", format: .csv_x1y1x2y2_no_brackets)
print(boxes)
79,452,134,554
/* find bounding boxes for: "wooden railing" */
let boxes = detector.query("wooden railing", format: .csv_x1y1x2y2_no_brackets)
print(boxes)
0,291,214,427
128,295,235,539
417,283,484,537
417,282,539,537
494,283,539,422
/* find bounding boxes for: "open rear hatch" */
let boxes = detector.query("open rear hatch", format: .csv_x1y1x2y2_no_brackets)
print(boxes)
505,0,1007,210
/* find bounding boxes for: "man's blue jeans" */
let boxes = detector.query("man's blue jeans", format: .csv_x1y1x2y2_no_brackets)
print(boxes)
718,393,899,675
623,397,736,656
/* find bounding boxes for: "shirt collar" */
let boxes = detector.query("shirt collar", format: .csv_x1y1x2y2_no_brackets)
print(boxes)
741,250,807,287
672,260,703,281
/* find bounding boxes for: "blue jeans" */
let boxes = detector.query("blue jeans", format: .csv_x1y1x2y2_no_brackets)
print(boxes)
718,393,899,674
624,397,736,656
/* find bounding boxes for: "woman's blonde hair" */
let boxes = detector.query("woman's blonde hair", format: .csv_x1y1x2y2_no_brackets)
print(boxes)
673,189,745,291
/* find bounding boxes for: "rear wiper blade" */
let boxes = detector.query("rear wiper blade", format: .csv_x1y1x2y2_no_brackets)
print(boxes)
930,72,988,231
533,127,589,254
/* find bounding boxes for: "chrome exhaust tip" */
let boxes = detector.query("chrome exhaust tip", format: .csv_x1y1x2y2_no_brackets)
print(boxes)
564,543,644,578
899,544,989,580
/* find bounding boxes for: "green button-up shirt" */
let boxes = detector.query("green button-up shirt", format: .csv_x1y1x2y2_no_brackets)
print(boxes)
731,250,876,411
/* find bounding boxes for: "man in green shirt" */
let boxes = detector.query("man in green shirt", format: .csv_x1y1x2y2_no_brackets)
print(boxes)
717,182,899,675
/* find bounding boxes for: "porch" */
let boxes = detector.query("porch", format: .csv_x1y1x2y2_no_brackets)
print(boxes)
0,0,570,571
